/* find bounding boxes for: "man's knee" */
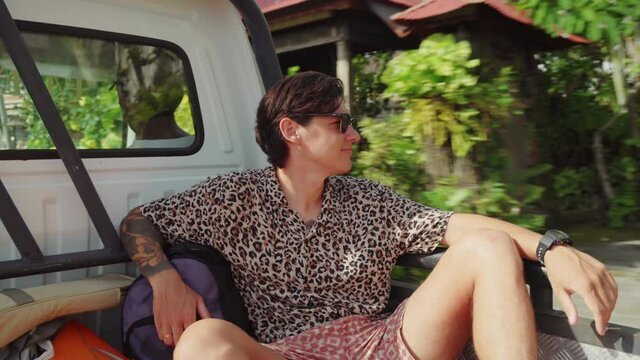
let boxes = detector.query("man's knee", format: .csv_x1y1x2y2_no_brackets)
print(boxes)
449,228,522,271
174,319,249,360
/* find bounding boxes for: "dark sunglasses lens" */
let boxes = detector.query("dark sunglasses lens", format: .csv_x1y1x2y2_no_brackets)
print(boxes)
339,114,351,133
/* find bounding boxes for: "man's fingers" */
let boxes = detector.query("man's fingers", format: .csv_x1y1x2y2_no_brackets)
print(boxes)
556,290,578,325
581,285,611,336
155,322,163,341
158,320,173,346
599,277,617,312
154,308,166,342
149,274,207,347
172,325,183,347
196,296,212,319
603,271,619,308
546,248,618,337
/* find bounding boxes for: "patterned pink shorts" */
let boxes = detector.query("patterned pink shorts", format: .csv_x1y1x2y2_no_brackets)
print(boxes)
263,300,416,360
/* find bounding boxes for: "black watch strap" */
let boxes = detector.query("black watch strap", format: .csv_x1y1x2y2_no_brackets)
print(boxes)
536,230,572,265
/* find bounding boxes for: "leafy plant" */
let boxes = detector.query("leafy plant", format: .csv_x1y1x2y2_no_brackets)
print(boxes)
515,0,640,222
421,178,546,231
608,157,639,227
21,77,123,149
552,167,597,211
381,34,515,158
175,94,195,135
287,66,300,77
352,115,427,199
352,52,392,118
353,34,545,230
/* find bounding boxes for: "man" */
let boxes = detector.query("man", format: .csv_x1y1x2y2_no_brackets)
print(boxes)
120,71,617,359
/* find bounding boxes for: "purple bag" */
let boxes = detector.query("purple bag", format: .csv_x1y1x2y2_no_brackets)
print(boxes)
122,242,252,359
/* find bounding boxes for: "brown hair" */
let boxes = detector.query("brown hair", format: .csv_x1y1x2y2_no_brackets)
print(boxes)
255,71,344,168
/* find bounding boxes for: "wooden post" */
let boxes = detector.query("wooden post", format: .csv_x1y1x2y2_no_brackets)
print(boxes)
336,39,352,110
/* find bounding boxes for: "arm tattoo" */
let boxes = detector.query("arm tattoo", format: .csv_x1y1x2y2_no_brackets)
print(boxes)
120,208,173,277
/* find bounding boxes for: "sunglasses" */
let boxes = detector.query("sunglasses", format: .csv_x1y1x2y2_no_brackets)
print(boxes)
289,113,356,133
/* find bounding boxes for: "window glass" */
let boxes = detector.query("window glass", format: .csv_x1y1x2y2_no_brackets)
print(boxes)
0,30,197,152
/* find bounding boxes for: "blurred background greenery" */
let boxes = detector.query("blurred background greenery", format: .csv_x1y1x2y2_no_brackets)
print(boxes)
333,0,640,294
350,1,639,232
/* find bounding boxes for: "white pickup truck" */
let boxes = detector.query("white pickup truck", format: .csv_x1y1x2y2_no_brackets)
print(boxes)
0,0,638,359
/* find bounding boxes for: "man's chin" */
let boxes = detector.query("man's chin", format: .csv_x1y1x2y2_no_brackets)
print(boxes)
335,161,353,175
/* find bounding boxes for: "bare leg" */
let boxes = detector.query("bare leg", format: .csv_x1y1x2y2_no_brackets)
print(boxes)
174,319,286,360
401,229,537,360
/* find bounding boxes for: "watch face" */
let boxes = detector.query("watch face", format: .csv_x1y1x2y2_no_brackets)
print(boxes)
547,229,569,241
544,229,572,246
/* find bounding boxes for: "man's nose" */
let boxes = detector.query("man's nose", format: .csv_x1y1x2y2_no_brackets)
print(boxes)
345,125,361,143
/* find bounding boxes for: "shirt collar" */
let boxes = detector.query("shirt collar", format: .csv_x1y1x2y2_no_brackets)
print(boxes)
265,166,337,212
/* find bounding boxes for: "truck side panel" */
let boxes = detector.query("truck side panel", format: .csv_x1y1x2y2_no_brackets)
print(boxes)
1,0,267,289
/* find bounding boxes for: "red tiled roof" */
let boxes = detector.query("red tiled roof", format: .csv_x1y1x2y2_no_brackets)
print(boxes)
386,0,421,6
392,0,527,23
391,0,588,43
257,0,420,13
256,0,309,14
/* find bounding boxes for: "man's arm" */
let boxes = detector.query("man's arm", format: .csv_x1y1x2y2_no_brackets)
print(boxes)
442,213,541,260
443,213,618,336
120,207,210,346
120,207,173,277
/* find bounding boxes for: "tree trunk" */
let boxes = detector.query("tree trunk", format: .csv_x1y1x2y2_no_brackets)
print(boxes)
625,29,640,159
592,115,619,206
422,137,478,187
610,44,627,109
453,157,478,187
423,136,452,180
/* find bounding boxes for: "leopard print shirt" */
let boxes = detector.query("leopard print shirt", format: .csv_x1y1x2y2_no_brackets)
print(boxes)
140,167,453,343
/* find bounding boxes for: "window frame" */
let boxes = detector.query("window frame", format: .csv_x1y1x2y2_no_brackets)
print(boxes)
0,20,205,160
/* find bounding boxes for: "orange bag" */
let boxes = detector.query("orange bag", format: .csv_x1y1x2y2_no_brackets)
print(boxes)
52,319,127,359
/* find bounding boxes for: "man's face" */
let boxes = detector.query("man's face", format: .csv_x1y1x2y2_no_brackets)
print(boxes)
295,106,361,175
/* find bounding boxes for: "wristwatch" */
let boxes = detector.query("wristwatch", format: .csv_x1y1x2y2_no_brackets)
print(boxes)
536,230,572,265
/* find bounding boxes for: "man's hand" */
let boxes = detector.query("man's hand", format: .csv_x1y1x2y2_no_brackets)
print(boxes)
149,269,211,346
544,245,618,336
120,208,211,346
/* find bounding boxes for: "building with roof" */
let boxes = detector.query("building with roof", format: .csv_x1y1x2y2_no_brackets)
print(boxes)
258,0,584,105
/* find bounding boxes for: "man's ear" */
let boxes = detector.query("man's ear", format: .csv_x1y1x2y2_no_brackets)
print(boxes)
279,117,300,144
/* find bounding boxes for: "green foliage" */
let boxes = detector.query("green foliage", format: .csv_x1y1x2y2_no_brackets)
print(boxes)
352,115,427,199
552,167,597,211
608,157,639,227
13,76,195,149
421,178,546,231
380,34,516,157
175,94,195,135
516,0,640,44
535,43,639,227
353,35,545,229
391,265,430,283
381,34,481,101
515,0,639,115
541,45,613,104
22,78,123,149
77,86,124,149
352,52,392,118
0,68,21,94
287,65,300,77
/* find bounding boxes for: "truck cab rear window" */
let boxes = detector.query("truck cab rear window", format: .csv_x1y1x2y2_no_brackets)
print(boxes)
0,25,202,158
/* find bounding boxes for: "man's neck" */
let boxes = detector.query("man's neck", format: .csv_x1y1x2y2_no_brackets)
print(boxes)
275,165,326,222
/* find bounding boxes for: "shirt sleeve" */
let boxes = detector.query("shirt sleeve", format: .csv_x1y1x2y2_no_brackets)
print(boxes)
377,184,453,255
139,177,221,246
